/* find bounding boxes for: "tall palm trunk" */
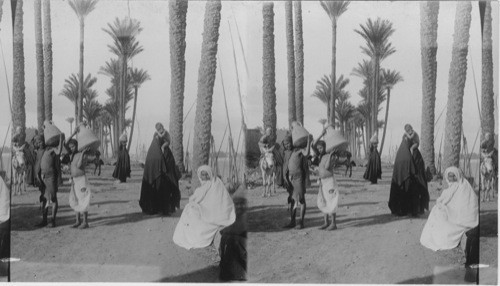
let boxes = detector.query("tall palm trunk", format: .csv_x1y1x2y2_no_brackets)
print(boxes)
35,0,44,131
371,58,380,137
420,1,439,175
362,124,368,159
285,1,296,127
329,19,337,126
169,0,188,172
192,0,222,188
119,57,127,135
294,0,304,125
263,2,276,143
12,0,26,144
379,87,391,155
77,18,84,124
480,1,494,139
43,0,52,121
128,86,139,152
443,1,472,170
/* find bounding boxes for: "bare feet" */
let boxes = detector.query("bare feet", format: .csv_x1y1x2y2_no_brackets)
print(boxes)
79,223,89,229
295,222,304,230
71,222,81,228
318,223,329,230
326,224,337,231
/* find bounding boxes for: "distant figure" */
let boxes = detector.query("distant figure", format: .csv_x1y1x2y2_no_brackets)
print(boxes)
219,189,248,281
65,131,92,229
363,133,382,184
481,132,498,175
139,123,180,215
258,127,273,155
113,131,131,183
280,135,294,206
388,124,429,217
173,165,235,250
420,167,478,251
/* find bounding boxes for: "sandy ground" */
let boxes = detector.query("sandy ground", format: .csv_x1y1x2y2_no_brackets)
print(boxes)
6,162,498,283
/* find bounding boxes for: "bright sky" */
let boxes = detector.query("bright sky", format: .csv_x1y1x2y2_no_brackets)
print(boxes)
0,1,498,159
0,0,248,156
245,1,499,157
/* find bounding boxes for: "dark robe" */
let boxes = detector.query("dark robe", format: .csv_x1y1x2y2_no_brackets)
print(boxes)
363,144,382,184
0,219,9,277
219,213,247,281
388,137,429,216
24,143,37,186
139,135,181,215
112,144,131,183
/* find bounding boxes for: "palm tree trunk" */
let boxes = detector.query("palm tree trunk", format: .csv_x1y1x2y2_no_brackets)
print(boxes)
13,0,26,144
192,0,222,188
77,19,84,124
362,124,368,159
285,0,296,127
481,1,494,139
169,0,188,172
294,0,304,125
128,86,138,151
379,88,391,155
35,0,44,132
372,58,380,137
263,2,276,143
43,0,52,122
329,19,337,127
443,1,472,170
420,1,439,175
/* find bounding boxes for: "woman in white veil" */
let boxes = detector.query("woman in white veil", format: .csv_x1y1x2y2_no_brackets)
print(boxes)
173,165,236,250
420,166,479,251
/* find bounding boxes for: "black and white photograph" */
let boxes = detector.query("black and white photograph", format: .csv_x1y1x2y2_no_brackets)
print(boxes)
0,0,498,284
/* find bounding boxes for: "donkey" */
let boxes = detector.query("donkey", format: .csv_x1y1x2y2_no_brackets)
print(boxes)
480,153,496,202
331,149,355,177
260,146,276,197
12,144,27,196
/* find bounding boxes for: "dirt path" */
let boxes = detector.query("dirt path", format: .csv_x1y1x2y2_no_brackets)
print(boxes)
8,163,498,283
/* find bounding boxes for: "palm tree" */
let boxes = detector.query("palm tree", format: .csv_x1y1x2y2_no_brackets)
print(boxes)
42,0,52,121
311,74,350,119
294,0,304,125
192,0,222,188
285,0,296,127
129,67,151,151
103,17,143,137
263,2,276,143
419,1,439,176
336,91,355,136
480,1,494,140
379,69,403,156
66,117,74,134
68,0,98,125
59,73,98,120
83,96,102,129
320,0,350,127
12,0,26,144
169,0,188,172
355,18,396,139
35,0,44,131
443,1,472,170
318,118,327,129
351,59,374,136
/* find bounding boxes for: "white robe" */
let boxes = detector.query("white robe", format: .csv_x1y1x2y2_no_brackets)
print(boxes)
420,168,478,251
317,177,339,214
69,175,91,213
0,176,9,223
173,177,236,250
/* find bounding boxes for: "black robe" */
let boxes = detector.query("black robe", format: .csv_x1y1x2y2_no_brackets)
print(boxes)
139,135,181,215
219,214,247,281
363,144,382,184
388,137,429,216
112,144,131,182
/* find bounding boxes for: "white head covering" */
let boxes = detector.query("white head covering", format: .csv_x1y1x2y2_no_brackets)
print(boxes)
442,166,478,228
197,165,213,185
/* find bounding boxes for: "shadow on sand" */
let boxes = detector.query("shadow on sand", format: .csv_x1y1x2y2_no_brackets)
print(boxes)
156,265,219,282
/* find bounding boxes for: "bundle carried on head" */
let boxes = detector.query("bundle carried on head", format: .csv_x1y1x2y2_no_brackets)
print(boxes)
323,125,348,153
291,121,311,148
119,130,128,143
370,133,379,144
43,120,62,147
76,125,100,152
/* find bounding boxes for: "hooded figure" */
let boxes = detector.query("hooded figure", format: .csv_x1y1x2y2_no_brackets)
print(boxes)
363,133,382,184
113,131,131,183
173,166,236,250
420,167,478,251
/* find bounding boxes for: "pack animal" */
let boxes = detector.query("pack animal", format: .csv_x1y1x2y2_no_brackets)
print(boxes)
480,153,496,202
11,144,27,195
61,149,103,176
331,149,355,177
259,146,276,197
